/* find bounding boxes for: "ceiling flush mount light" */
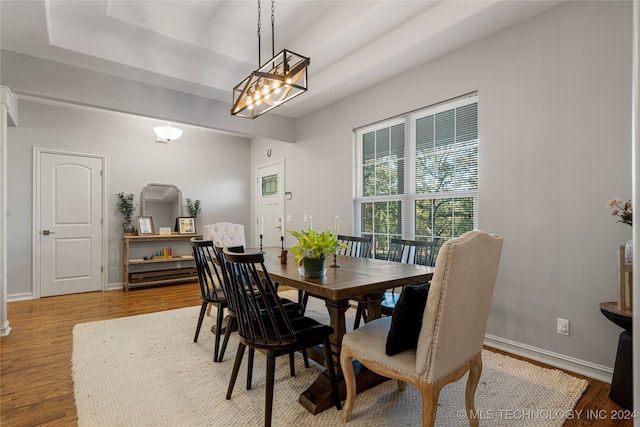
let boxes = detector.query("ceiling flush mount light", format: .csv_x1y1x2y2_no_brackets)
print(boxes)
231,0,310,119
153,122,183,143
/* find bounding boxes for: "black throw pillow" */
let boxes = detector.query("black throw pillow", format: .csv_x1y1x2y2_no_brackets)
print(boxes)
226,245,245,253
385,282,431,356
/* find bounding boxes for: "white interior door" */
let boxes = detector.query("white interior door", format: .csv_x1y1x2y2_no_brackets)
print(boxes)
256,160,285,247
37,150,105,297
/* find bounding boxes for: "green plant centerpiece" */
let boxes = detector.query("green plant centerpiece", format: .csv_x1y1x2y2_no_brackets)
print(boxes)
288,228,345,277
116,192,136,235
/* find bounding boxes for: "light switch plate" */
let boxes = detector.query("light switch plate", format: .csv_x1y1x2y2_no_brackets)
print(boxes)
557,318,569,336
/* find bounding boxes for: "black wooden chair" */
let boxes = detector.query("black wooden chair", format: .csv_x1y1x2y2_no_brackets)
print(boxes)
223,249,341,427
214,245,308,388
191,238,229,362
338,234,373,258
353,238,438,329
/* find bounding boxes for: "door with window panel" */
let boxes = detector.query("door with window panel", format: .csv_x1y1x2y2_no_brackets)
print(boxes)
256,161,285,247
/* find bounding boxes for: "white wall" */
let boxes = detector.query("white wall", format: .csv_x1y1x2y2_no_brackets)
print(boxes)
7,99,252,295
250,1,633,371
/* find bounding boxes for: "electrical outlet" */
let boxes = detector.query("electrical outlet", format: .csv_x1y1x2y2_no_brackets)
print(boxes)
177,261,182,269
557,318,569,336
303,214,308,223
286,214,292,222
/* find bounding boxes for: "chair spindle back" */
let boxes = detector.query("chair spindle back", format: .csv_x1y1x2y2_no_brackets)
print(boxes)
387,238,437,266
338,234,373,258
223,250,297,349
192,239,226,303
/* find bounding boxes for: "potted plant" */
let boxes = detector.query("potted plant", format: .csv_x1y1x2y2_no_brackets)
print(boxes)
608,197,633,262
116,192,136,235
186,198,201,219
288,228,345,277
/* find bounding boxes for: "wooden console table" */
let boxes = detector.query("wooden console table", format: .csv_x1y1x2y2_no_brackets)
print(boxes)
123,234,201,290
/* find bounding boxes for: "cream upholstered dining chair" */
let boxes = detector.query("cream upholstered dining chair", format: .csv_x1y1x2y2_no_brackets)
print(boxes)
202,222,246,249
340,230,503,427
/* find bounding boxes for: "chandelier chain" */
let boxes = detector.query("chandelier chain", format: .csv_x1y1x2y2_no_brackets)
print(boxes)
257,0,262,65
257,0,261,38
271,0,275,58
232,0,309,118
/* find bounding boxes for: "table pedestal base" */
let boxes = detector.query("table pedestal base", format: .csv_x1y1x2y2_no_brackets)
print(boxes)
299,362,388,414
610,330,633,410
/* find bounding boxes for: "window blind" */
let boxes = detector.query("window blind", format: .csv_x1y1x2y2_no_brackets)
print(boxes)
355,93,478,256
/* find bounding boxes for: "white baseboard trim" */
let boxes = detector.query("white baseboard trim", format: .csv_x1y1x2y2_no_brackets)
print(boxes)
8,284,122,300
484,334,613,384
7,292,33,302
0,320,11,336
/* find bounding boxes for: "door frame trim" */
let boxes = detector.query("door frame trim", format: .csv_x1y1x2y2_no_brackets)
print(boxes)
32,147,109,298
254,158,285,247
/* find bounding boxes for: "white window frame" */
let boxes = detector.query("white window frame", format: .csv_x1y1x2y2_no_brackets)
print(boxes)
354,93,478,256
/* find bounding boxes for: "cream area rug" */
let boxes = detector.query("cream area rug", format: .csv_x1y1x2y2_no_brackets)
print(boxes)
72,291,588,427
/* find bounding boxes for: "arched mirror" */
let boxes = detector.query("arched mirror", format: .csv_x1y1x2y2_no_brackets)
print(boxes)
140,183,183,230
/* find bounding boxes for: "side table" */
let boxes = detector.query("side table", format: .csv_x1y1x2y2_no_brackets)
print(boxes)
599,301,633,410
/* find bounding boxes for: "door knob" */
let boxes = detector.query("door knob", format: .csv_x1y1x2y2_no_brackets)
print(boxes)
42,230,55,235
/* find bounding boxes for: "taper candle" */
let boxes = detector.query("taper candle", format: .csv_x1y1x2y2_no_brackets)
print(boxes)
309,216,313,230
261,216,264,235
335,215,339,236
280,216,284,237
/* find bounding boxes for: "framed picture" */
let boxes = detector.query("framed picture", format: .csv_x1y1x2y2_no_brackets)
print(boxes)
137,216,155,235
177,217,196,234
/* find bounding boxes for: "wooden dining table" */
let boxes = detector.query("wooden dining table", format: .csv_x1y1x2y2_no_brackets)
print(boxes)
259,247,434,414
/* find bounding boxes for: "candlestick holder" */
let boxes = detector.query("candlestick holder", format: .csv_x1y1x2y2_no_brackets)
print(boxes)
330,252,341,268
280,235,284,250
259,234,263,253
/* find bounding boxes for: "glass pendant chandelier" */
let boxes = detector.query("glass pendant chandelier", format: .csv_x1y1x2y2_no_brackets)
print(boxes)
231,0,310,119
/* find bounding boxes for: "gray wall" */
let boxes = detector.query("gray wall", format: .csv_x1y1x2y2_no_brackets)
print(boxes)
1,50,297,143
2,0,633,375
250,1,633,370
7,99,251,294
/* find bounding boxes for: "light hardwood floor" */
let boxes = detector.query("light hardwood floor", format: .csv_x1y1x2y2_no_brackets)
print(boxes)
1,283,634,427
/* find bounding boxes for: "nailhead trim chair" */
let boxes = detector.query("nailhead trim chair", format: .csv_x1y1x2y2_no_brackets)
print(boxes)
340,231,503,426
